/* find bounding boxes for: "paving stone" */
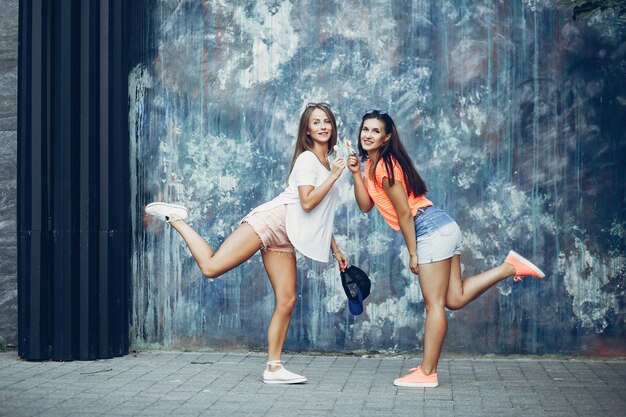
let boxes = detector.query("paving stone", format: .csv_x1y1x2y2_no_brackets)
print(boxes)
0,351,624,416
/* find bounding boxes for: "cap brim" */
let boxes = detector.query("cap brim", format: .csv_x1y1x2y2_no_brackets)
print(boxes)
347,288,364,315
348,300,363,315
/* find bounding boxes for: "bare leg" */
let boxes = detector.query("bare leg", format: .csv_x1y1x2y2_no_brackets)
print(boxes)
168,220,262,278
417,259,452,375
445,255,515,310
262,250,297,371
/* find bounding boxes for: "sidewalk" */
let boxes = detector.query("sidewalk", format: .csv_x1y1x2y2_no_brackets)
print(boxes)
0,350,624,417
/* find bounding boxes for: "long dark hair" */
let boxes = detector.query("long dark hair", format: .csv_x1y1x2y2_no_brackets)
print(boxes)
288,103,338,176
357,110,428,197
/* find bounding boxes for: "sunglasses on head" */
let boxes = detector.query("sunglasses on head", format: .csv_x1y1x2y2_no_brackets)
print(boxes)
306,102,331,109
364,109,388,116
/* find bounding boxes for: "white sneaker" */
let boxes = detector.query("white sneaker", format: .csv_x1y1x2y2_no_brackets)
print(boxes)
145,202,189,222
263,360,307,384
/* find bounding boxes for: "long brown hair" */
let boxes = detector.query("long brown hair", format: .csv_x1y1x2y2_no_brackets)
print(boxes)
357,110,428,197
288,103,338,176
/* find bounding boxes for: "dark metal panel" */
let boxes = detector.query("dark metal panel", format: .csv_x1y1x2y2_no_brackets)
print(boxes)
78,0,100,361
17,0,130,361
96,0,130,359
50,0,79,361
18,0,53,361
97,0,111,359
109,0,130,356
98,0,109,231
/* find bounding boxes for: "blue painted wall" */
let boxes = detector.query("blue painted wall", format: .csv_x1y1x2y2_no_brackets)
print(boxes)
129,1,626,355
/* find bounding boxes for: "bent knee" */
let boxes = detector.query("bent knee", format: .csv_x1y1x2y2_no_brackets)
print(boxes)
445,300,463,311
444,294,466,310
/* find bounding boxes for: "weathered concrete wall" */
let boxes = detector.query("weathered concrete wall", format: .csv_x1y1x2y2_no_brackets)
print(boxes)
0,0,18,347
130,1,626,355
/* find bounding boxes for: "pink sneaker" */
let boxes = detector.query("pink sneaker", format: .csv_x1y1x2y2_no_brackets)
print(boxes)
505,250,545,282
393,366,438,388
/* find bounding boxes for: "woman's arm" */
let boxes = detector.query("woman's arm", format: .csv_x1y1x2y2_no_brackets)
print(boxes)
347,154,374,212
382,178,419,275
330,235,348,271
298,157,346,212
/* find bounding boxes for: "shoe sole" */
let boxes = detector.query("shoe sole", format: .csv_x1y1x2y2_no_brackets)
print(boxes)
263,377,307,384
145,202,189,220
145,202,189,212
509,250,545,278
393,381,438,388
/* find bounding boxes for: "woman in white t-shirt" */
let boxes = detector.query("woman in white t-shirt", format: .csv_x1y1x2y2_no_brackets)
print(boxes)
145,103,348,384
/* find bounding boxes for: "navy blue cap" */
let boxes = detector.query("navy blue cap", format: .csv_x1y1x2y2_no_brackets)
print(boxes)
340,266,371,316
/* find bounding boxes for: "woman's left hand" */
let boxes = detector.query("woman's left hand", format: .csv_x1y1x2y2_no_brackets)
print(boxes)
347,154,360,173
334,251,348,271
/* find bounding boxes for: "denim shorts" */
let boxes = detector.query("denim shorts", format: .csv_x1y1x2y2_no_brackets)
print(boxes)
414,206,462,264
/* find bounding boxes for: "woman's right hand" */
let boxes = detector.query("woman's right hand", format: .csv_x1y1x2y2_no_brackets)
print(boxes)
347,154,360,173
330,156,347,180
410,254,419,275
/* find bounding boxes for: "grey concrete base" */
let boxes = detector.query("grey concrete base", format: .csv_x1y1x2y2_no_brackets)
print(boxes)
1,351,624,416
0,0,18,347
0,130,17,346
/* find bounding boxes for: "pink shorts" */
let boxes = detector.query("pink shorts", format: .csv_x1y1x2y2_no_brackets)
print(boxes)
241,204,295,254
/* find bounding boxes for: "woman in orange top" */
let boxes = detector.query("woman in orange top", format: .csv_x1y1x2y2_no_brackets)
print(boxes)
347,110,545,388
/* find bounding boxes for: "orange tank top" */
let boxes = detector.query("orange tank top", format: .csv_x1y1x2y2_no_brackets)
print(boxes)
365,157,432,231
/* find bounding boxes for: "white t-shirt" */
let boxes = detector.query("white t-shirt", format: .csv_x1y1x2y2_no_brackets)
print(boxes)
244,150,339,262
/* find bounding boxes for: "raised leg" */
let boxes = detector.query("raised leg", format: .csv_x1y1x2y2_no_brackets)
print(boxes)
445,255,515,310
168,220,262,278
